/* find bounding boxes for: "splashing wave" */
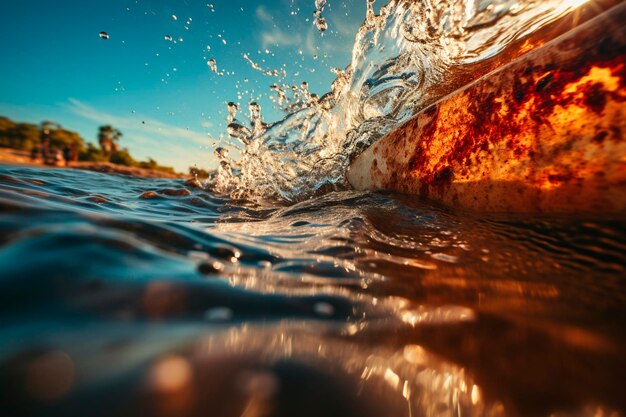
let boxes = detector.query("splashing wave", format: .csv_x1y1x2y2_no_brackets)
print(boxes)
211,0,589,202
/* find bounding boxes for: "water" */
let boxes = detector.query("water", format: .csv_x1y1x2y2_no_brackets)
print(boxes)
214,0,593,202
2,0,625,415
1,165,625,417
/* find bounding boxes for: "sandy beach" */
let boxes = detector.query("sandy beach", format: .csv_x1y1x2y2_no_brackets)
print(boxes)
0,148,185,179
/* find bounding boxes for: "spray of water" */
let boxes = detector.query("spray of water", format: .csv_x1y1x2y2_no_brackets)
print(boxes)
210,0,589,202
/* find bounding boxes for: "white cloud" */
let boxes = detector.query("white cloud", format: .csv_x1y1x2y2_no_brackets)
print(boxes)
305,26,318,56
256,5,303,49
329,12,363,38
254,6,354,57
67,98,210,147
255,5,273,23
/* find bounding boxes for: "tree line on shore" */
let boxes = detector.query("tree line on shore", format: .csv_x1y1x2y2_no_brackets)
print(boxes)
0,116,211,177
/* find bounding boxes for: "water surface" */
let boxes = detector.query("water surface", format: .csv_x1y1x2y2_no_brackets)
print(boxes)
0,165,624,417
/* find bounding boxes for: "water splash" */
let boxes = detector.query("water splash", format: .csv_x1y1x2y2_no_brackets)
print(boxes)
211,0,590,202
314,0,329,33
207,58,220,75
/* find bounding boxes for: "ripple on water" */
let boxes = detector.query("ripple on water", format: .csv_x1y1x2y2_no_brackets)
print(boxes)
0,166,625,416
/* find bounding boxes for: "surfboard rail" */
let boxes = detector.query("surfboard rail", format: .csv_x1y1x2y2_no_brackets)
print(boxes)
347,2,626,212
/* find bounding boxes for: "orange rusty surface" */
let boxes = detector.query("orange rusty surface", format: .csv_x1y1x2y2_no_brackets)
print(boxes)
348,2,626,212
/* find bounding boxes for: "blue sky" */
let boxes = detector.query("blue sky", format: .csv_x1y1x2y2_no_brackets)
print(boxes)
0,0,366,171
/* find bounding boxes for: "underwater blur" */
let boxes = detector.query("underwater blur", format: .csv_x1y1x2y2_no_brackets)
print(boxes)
1,0,625,416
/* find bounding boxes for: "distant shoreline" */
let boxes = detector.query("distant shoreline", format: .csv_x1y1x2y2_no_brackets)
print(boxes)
0,148,185,179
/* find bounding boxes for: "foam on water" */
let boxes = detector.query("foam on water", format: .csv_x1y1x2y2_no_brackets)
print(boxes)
211,0,591,202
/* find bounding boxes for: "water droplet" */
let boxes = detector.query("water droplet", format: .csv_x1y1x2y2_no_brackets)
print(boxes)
204,307,233,321
258,260,272,269
313,0,328,33
207,58,218,74
227,102,238,122
315,17,328,32
227,123,251,141
313,302,335,317
214,147,229,159
198,261,225,275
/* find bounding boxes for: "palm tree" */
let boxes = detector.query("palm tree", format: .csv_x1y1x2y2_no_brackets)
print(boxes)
97,125,122,154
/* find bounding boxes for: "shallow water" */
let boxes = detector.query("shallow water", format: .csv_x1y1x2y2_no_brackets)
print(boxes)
0,164,625,417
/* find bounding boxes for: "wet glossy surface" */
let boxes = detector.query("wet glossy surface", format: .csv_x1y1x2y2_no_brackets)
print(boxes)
0,165,625,417
347,3,626,213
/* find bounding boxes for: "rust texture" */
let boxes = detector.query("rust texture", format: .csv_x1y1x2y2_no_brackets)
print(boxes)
348,2,626,212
